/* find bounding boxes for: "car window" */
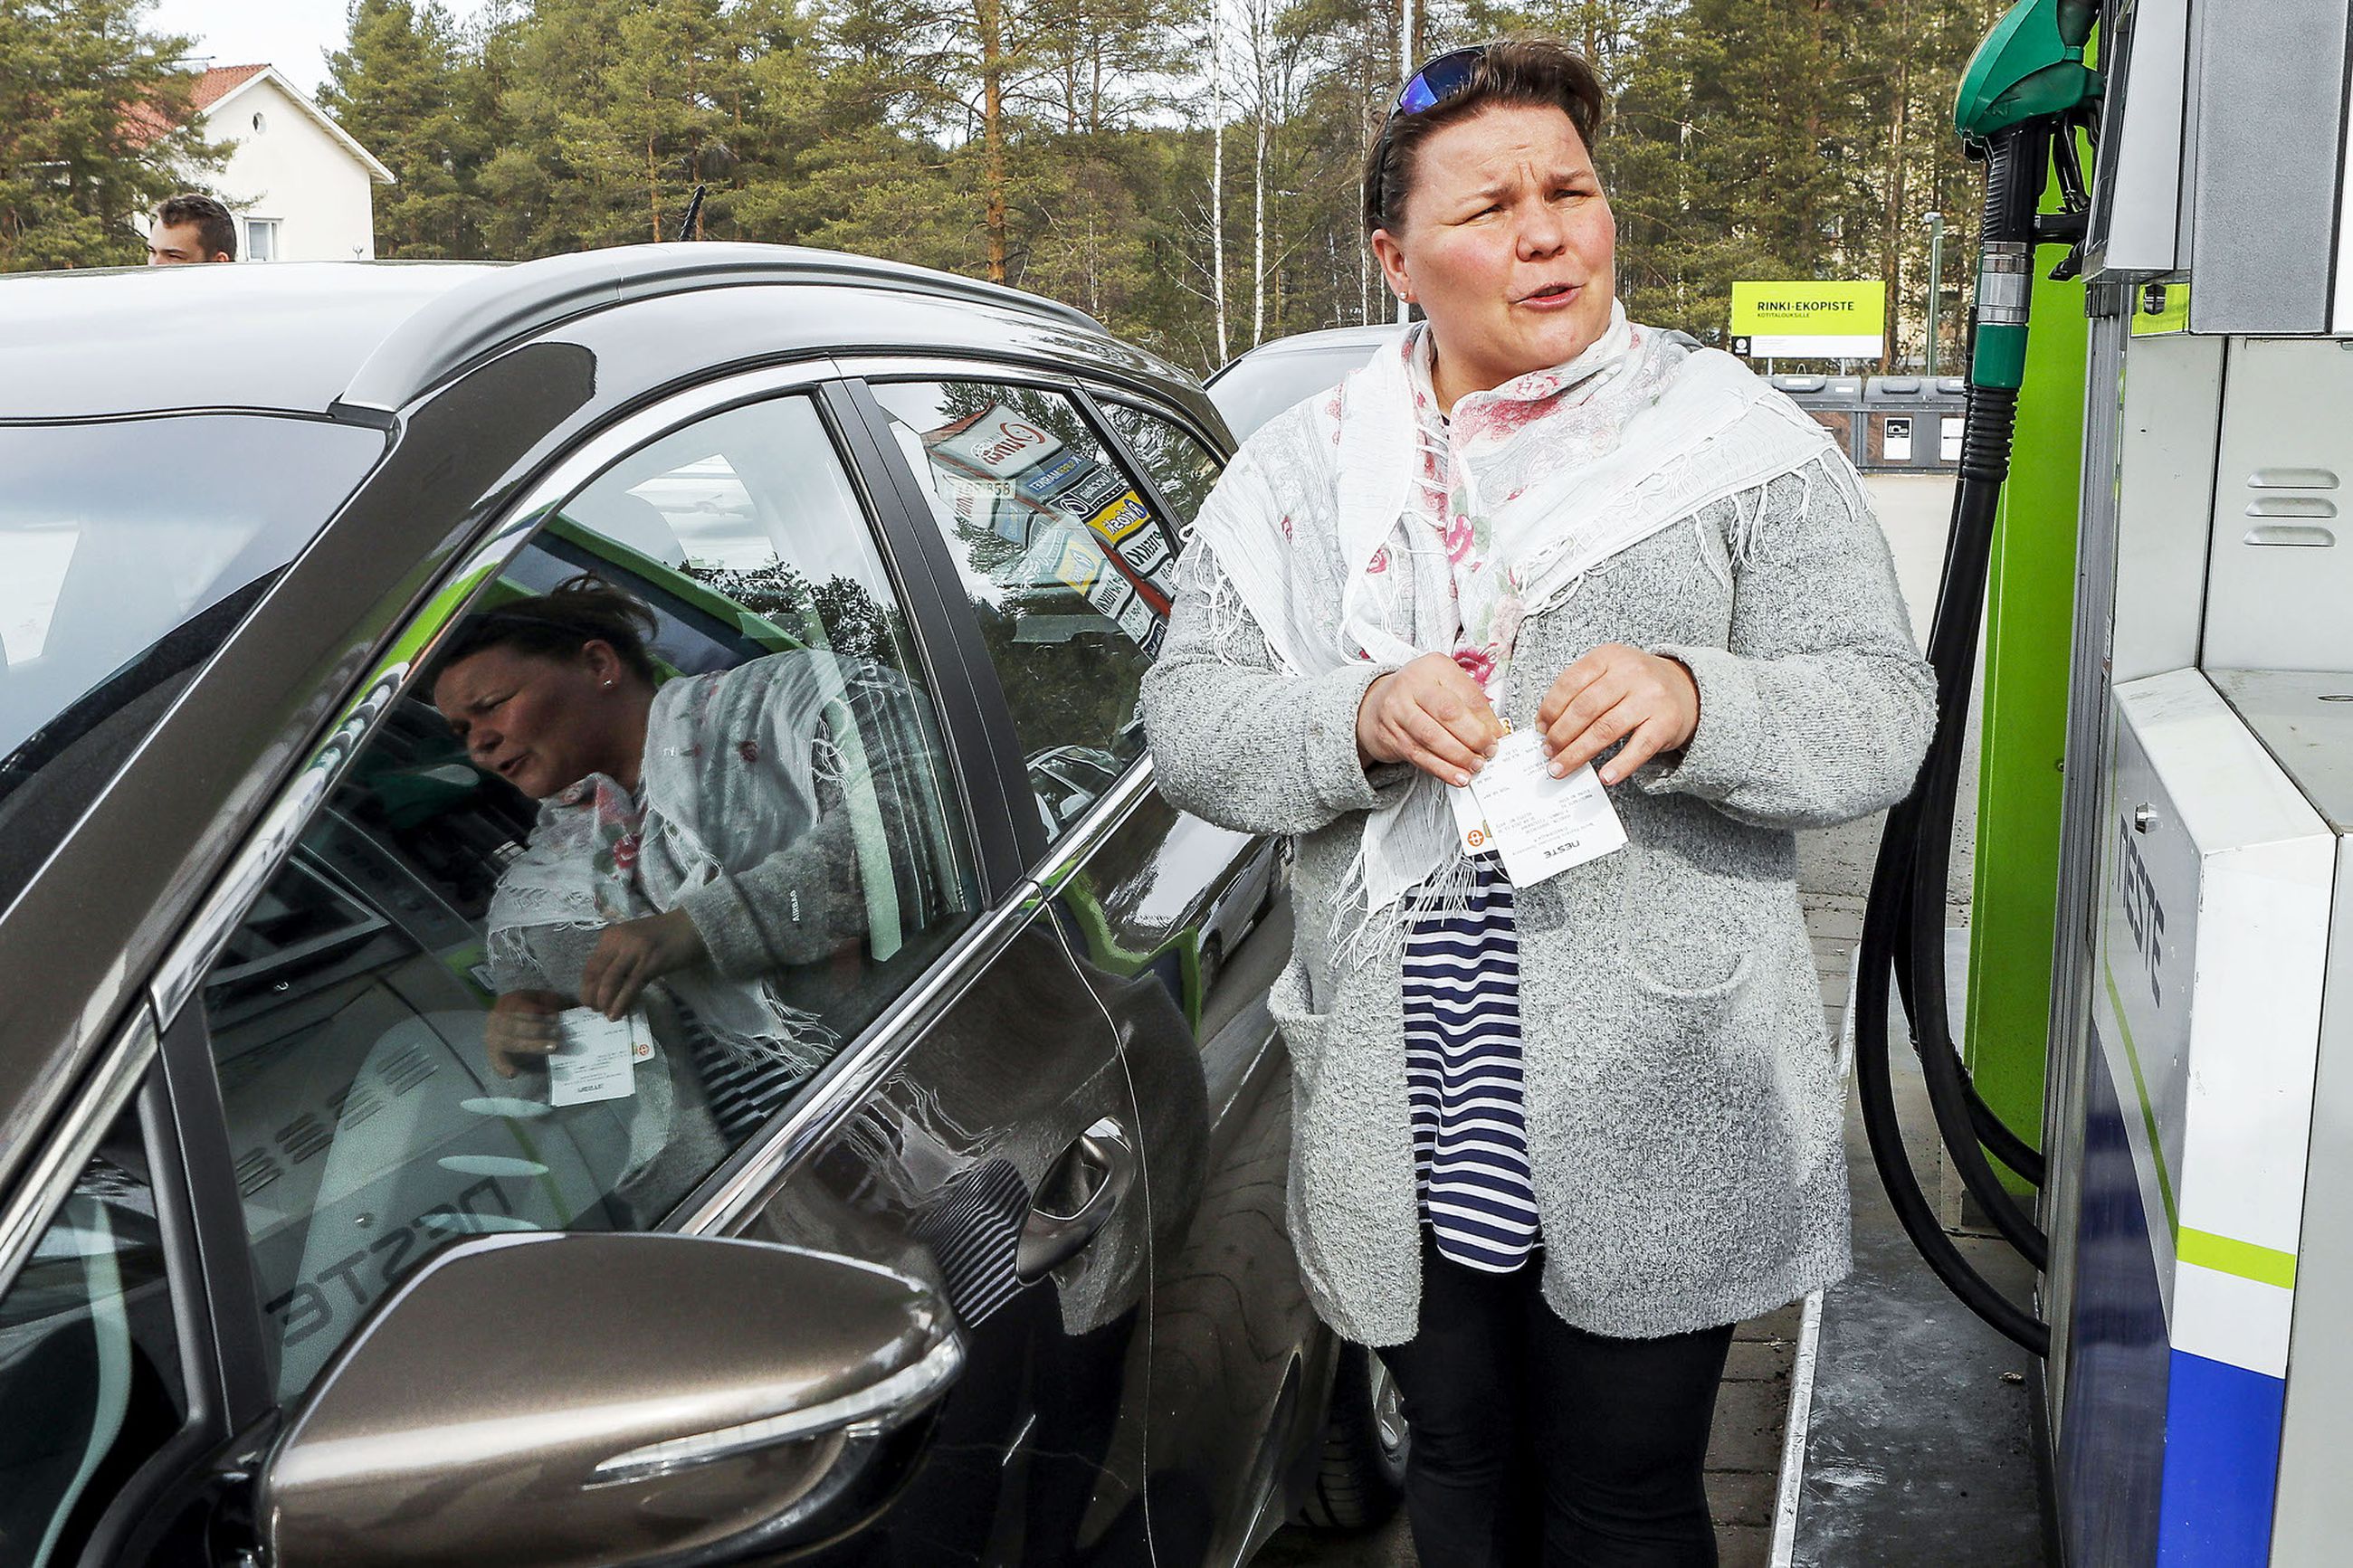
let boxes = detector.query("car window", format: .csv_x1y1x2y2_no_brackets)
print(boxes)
0,418,386,915
865,381,1174,837
0,1108,187,1568
198,394,979,1400
0,417,383,772
1098,401,1224,532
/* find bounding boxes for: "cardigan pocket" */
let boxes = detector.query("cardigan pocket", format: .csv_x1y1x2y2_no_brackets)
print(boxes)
1266,952,1349,1304
1266,954,1330,1100
1623,843,1769,1000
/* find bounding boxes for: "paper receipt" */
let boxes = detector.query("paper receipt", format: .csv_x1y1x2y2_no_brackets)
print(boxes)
1464,730,1627,887
548,1008,653,1107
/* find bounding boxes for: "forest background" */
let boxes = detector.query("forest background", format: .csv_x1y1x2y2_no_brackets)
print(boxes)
3,0,2008,376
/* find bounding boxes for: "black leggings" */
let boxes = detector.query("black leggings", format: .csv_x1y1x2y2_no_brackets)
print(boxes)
1374,1232,1734,1568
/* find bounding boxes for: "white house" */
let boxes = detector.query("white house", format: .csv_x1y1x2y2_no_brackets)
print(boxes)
168,65,395,261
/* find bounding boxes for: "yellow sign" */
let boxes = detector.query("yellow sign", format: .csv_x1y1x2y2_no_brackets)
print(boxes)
1733,280,1887,335
2129,281,2191,337
1085,489,1152,544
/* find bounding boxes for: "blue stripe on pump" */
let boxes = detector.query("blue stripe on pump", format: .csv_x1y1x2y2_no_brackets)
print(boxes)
2155,1350,2285,1567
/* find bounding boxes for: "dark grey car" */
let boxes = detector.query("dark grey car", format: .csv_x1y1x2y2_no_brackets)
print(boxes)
0,247,1400,1568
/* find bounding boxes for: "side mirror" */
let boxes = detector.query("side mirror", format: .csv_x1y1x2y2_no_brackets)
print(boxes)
259,1231,963,1568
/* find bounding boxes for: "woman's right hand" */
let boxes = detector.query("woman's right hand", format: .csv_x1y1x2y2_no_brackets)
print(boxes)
1355,652,1504,786
485,989,567,1079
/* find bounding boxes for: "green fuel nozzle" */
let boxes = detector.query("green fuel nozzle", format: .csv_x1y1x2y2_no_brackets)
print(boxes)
1955,0,2103,391
1957,0,2102,141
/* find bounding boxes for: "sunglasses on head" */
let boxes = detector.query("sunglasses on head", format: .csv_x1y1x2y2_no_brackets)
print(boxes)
1392,45,1487,118
1370,45,1489,227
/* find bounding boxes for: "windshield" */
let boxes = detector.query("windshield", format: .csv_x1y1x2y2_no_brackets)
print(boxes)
0,414,386,771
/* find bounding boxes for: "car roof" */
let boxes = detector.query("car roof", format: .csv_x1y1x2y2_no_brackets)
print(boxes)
0,261,495,421
1206,322,1404,384
0,244,1129,423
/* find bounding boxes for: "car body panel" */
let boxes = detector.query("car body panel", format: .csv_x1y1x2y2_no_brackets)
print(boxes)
1036,777,1313,1564
728,906,1158,1564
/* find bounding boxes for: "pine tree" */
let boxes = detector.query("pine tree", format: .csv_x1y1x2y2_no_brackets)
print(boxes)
300,0,2010,370
0,0,224,271
320,0,495,258
600,0,755,242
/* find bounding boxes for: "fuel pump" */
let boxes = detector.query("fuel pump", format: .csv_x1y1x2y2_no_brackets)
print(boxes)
1854,0,2102,1357
1814,0,2353,1561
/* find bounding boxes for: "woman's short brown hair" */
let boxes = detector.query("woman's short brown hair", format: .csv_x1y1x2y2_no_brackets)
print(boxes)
433,574,661,686
1362,39,1607,235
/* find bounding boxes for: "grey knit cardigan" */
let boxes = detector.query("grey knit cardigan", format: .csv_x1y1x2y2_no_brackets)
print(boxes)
1138,443,1935,1345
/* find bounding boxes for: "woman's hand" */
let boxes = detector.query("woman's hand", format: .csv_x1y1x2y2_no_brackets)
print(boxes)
1537,644,1700,785
579,909,708,1021
1356,652,1505,786
484,989,567,1079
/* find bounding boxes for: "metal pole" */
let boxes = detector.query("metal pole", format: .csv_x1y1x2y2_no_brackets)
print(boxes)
1394,0,1415,326
1923,210,1945,377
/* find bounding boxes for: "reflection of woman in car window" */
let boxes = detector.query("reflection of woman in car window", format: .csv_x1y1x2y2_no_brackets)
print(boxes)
429,576,938,1134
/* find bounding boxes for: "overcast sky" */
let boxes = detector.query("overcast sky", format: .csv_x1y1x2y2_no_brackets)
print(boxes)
148,0,495,100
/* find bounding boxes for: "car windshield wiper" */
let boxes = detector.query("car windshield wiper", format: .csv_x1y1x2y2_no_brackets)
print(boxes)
0,570,282,810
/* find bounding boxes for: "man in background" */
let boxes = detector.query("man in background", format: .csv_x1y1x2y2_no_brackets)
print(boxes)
147,194,236,264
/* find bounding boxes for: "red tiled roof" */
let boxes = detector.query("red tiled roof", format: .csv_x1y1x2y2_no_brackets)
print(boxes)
190,64,269,111
123,64,271,148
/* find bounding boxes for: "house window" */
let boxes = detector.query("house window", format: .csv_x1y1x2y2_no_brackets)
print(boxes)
243,218,280,261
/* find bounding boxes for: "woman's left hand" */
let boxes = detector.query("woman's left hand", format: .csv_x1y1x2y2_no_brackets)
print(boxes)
1536,644,1700,785
579,909,708,1020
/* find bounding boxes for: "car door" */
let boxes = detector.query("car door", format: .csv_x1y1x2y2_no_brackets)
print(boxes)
0,1035,233,1568
845,371,1316,1566
93,367,1159,1566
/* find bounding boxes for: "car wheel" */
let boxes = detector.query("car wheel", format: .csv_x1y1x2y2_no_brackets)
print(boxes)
1297,1342,1408,1530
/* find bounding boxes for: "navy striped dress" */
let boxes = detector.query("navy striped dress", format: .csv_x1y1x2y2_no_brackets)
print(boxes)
1405,857,1539,1271
1401,353,1541,1274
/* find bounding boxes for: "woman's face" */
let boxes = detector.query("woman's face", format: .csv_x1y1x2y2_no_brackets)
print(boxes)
1372,101,1616,402
433,641,639,800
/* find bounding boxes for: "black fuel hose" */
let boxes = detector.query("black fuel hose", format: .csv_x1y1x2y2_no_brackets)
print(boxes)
1853,121,2053,1356
1889,841,2047,1185
1900,382,2048,1269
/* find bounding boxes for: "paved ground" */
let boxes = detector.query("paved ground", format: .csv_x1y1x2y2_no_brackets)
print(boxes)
1252,477,1963,1566
1788,929,2046,1567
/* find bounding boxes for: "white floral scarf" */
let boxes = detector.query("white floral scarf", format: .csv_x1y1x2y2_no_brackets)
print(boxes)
1193,303,1836,944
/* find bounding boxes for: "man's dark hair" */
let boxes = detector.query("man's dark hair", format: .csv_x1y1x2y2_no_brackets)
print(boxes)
156,193,237,260
1362,39,1607,235
431,575,662,689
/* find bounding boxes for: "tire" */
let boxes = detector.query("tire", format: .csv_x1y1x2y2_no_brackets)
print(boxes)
1297,1342,1409,1530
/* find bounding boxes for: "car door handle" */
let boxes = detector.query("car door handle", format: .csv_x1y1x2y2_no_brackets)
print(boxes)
1015,1117,1138,1281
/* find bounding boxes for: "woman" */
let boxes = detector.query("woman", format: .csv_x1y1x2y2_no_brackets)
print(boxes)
430,577,944,1148
1140,40,1933,1568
